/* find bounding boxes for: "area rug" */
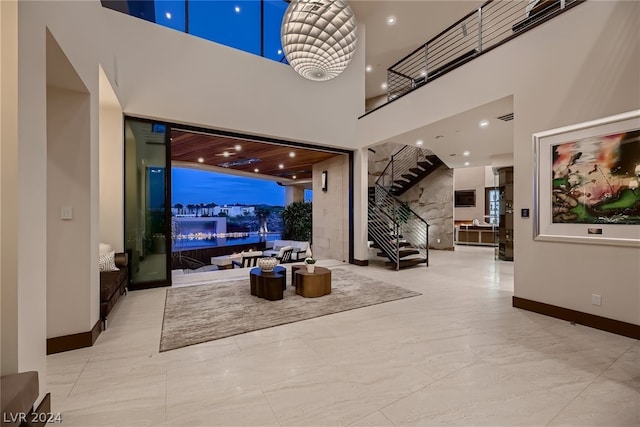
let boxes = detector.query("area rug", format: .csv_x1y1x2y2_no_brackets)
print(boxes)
160,268,421,352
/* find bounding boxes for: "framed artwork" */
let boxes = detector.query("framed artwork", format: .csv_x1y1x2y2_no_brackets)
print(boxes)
533,110,640,247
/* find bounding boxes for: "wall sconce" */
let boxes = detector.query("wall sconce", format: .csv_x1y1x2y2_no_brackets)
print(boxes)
321,170,328,192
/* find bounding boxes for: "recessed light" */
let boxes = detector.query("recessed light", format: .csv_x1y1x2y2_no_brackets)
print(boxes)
222,151,230,157
292,175,297,179
416,139,424,146
386,16,396,25
464,162,470,166
254,168,259,173
279,164,284,169
234,144,241,151
289,152,295,158
197,157,204,163
381,82,388,90
277,49,282,55
165,12,172,19
463,151,470,156
479,120,489,128
366,65,373,72
234,6,240,13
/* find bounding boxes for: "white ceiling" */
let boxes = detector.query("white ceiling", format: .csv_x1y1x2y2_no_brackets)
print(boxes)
351,0,485,101
351,1,513,168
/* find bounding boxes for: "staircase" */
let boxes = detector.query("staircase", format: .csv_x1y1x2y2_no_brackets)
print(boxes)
368,185,429,270
367,146,445,270
378,146,444,197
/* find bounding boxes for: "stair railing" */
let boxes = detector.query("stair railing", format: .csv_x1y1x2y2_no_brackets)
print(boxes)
376,146,434,192
369,184,430,270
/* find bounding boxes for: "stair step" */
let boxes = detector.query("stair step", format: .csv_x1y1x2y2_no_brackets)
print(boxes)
385,257,428,268
417,161,434,169
409,168,423,175
401,174,416,180
377,248,419,258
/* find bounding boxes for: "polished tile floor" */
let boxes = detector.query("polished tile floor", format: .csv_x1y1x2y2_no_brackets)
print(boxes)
47,246,639,426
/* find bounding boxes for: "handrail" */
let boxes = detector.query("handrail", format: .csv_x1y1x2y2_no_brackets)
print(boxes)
362,0,585,116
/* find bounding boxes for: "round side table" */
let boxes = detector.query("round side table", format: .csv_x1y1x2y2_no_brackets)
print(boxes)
294,266,331,298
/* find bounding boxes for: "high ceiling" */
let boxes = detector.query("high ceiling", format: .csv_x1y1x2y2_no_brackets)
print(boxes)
352,1,514,168
171,1,514,175
352,0,485,101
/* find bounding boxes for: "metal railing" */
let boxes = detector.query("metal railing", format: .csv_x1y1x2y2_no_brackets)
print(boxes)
368,184,429,270
376,145,434,191
385,0,582,102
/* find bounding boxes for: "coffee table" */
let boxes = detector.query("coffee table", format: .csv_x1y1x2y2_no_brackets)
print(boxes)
294,266,331,298
249,266,286,301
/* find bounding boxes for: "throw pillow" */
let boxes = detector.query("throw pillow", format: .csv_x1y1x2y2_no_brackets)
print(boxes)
99,250,119,272
99,242,113,257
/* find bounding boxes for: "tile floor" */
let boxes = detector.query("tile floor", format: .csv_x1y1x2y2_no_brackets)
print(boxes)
47,246,639,426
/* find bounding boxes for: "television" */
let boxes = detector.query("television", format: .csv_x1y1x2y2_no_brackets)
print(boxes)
455,190,476,207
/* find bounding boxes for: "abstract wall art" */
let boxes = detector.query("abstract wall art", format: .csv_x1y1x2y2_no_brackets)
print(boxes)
534,110,640,247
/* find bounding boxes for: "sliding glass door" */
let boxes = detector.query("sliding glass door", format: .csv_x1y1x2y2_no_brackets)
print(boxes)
124,118,171,288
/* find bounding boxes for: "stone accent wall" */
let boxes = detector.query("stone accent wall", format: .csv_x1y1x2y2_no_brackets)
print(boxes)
368,142,454,250
399,166,454,250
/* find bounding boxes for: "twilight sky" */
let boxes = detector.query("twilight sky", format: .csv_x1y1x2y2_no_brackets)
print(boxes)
172,167,286,206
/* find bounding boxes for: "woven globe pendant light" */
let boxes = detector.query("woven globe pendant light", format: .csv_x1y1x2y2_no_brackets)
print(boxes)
281,0,358,81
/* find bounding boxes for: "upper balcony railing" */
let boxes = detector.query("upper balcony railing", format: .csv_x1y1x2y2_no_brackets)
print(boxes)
370,0,583,114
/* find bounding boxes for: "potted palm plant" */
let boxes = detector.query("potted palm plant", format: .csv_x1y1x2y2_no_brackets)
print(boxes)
305,257,316,273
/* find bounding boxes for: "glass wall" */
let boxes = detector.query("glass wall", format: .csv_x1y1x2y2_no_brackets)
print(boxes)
102,0,288,63
124,118,170,287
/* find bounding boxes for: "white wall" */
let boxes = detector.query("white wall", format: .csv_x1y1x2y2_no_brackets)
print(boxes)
454,166,495,222
360,1,640,325
99,66,124,251
47,86,94,337
1,0,20,376
30,1,364,150
454,166,485,222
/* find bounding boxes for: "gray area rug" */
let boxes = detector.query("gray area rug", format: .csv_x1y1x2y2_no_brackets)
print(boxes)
160,268,421,352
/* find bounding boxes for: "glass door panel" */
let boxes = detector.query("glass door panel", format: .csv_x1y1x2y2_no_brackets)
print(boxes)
124,118,170,287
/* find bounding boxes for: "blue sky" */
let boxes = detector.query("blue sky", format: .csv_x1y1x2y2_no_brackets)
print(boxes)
172,167,285,206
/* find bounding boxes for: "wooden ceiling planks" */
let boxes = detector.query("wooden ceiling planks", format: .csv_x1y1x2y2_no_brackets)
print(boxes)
170,129,342,180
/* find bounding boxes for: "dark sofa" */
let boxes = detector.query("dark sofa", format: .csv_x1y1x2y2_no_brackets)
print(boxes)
100,252,128,329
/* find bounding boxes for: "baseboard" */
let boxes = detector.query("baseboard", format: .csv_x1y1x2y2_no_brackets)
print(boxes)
513,296,640,339
46,320,102,355
352,259,369,266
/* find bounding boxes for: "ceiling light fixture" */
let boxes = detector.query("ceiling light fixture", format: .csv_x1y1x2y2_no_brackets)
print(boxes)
223,151,230,157
281,0,358,81
386,16,396,25
416,139,424,146
197,157,204,163
463,151,470,156
254,168,259,173
165,12,172,19
464,162,470,166
279,164,284,169
234,6,241,13
234,144,241,151
292,175,297,179
366,65,372,72
381,82,388,90
479,120,489,128
289,151,296,158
